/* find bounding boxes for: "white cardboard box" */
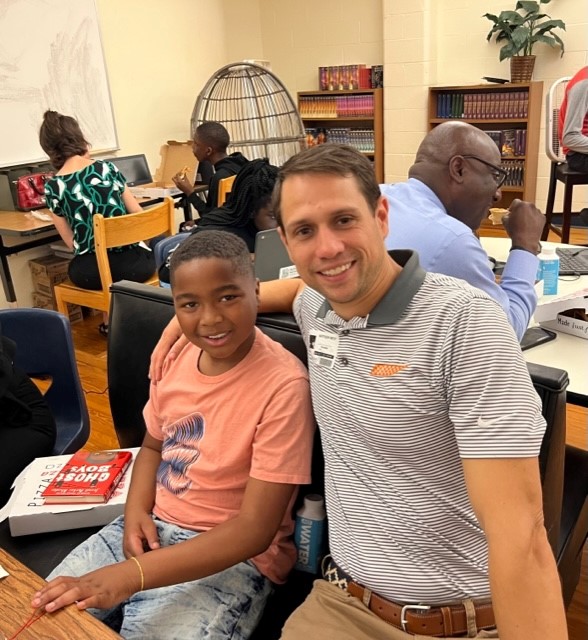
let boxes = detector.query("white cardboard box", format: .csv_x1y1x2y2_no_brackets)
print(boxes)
129,140,194,199
535,287,588,341
129,185,181,199
0,449,139,536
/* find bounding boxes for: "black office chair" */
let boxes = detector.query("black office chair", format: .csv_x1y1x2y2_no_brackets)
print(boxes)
541,76,588,244
0,308,90,455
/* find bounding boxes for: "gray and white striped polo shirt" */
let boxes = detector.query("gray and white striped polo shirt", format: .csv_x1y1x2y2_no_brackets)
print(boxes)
294,250,545,605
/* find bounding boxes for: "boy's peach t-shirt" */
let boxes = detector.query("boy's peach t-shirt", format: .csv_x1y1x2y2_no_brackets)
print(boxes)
143,327,315,583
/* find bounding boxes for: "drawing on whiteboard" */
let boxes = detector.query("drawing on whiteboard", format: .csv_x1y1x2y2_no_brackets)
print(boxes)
0,0,118,168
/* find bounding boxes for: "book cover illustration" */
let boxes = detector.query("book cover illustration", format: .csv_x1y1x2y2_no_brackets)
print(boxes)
41,450,133,504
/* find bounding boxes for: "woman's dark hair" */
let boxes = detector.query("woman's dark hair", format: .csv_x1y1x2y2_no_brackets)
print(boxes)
39,110,90,170
197,159,278,230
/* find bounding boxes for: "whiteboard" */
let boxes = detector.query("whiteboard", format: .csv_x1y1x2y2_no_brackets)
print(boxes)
0,0,118,168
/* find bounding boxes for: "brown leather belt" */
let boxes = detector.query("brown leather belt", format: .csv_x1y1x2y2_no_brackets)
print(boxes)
323,558,495,637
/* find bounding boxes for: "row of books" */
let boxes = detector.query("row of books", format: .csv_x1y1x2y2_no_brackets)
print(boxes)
485,129,527,157
500,159,525,187
435,91,530,120
318,65,383,91
299,95,375,118
305,128,375,153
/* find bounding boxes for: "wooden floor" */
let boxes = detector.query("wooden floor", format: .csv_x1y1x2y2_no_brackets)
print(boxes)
71,225,586,638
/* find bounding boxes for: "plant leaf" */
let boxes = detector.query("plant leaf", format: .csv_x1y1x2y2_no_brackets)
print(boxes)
499,42,520,60
534,34,557,46
516,1,540,14
535,19,566,33
511,26,531,48
499,11,526,24
551,31,566,55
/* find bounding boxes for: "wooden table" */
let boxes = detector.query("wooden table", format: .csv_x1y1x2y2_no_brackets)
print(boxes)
0,548,121,639
481,236,588,407
0,209,59,305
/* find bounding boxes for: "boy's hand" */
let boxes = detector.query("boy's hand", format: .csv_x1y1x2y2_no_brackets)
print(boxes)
149,315,188,382
172,173,194,196
31,562,138,613
124,511,160,557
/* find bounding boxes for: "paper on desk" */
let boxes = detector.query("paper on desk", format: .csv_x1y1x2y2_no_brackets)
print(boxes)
533,287,588,322
0,565,8,579
29,210,52,222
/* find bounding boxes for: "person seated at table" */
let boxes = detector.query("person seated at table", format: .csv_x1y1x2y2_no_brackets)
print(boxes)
31,230,314,640
39,110,156,336
158,159,279,284
559,66,588,174
172,121,248,224
0,332,55,507
382,121,546,340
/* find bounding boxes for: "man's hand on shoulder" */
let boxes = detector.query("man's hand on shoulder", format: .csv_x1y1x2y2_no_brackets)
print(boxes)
502,199,544,255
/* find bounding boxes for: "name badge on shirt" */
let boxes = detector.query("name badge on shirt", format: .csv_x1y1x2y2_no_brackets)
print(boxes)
309,331,339,369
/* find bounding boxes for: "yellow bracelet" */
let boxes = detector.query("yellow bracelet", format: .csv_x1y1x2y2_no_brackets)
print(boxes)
130,556,145,591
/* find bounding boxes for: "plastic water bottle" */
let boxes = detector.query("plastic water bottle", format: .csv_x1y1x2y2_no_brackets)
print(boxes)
536,245,560,296
294,494,326,573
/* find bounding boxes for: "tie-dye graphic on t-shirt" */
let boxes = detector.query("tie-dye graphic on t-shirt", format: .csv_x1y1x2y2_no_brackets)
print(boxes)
157,412,205,496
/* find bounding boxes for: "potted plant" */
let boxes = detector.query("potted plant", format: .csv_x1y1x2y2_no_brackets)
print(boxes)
484,0,566,82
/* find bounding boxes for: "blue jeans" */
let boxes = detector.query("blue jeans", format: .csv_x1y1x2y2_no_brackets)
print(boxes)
48,515,272,640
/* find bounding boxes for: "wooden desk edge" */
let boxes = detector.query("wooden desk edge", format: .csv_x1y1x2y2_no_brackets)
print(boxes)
0,549,122,638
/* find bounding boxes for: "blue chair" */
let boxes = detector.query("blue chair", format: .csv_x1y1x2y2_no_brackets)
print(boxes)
153,232,190,289
0,308,90,455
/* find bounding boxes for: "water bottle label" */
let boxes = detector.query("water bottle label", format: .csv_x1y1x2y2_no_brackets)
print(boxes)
542,258,559,295
294,516,324,573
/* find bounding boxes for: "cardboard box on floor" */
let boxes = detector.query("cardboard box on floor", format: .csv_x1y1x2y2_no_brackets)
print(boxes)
129,140,196,198
28,255,83,323
32,292,83,324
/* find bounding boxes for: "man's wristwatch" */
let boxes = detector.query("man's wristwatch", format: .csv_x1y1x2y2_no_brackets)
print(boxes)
510,243,541,256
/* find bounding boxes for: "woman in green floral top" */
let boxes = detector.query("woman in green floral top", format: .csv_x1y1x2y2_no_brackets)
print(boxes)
39,111,155,334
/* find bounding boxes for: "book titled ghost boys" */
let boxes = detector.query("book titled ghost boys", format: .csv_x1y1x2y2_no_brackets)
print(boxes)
41,450,133,505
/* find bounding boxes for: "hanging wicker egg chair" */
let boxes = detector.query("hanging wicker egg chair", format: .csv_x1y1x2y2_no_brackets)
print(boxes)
191,62,305,167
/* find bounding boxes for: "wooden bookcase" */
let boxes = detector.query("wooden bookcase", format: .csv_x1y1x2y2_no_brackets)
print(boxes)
298,89,384,182
428,82,543,225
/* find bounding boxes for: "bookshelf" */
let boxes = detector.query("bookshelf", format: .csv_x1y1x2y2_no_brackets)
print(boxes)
428,82,543,223
298,89,384,182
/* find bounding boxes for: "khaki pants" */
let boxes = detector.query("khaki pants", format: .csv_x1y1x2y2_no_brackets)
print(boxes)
280,580,499,640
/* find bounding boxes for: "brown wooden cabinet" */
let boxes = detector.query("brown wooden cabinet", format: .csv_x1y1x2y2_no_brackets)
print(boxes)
428,82,543,215
298,89,384,182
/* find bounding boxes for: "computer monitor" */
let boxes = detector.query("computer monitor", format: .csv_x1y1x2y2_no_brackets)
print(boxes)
106,154,152,187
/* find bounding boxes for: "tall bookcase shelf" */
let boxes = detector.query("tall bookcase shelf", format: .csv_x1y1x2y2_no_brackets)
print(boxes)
427,82,543,214
298,89,384,182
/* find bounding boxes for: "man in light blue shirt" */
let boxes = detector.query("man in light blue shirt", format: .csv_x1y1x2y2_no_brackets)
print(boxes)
383,121,545,340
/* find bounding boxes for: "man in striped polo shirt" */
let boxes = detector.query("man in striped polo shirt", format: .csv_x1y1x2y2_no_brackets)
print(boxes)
152,144,567,639
268,145,566,639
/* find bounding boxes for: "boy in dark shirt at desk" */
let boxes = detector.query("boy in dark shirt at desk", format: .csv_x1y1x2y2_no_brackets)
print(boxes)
32,231,314,640
173,122,248,223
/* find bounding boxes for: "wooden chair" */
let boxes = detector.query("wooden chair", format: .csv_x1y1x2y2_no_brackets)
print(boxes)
217,175,236,206
541,77,588,244
54,197,175,317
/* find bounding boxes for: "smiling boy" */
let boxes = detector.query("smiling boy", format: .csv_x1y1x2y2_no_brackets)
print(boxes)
32,231,315,640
